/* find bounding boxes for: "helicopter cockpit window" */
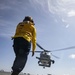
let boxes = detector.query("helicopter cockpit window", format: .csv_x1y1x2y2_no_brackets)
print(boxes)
40,52,50,60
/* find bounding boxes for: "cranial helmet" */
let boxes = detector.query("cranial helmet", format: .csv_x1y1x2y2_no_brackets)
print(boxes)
23,16,33,22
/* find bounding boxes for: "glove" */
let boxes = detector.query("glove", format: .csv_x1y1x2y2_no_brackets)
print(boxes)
32,51,34,56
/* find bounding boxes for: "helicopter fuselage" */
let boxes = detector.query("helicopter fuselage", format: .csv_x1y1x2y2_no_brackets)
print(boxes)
36,51,53,68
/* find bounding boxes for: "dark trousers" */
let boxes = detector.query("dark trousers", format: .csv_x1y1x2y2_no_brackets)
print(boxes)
11,37,31,75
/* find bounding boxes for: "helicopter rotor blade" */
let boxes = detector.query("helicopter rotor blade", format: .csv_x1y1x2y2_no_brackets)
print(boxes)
30,51,42,53
36,43,75,52
51,53,60,59
36,42,51,52
36,42,46,50
51,46,75,52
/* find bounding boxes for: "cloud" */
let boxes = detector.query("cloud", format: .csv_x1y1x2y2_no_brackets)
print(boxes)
0,0,28,13
29,0,49,14
66,24,69,28
69,54,75,59
0,19,15,38
68,10,75,17
31,0,75,17
30,0,75,28
61,19,70,28
63,74,69,75
47,0,75,20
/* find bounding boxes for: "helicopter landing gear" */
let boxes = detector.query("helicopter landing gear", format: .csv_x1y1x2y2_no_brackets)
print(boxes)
48,61,51,67
52,60,55,64
43,66,45,69
38,61,40,64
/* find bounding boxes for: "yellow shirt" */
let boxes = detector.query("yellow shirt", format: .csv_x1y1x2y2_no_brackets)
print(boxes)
12,21,36,52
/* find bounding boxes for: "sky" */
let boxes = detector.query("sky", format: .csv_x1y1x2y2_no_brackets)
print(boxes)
0,0,75,75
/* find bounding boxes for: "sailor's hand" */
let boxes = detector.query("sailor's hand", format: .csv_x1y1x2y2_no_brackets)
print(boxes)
32,51,34,56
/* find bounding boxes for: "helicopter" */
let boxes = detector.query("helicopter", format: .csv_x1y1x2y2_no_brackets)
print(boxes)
36,50,55,68
34,43,75,68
